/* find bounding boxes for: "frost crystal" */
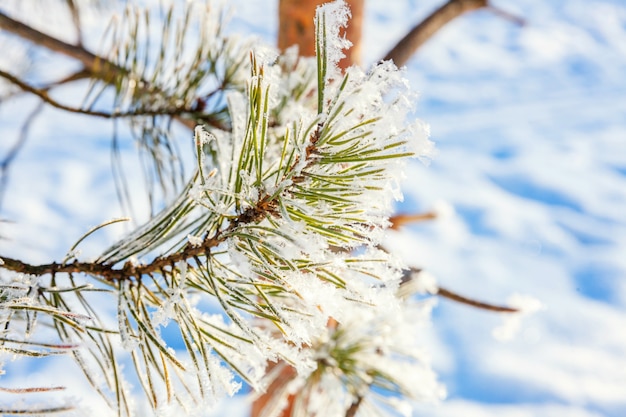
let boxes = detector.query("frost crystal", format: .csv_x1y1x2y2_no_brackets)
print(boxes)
493,294,543,341
187,234,203,247
194,125,214,146
315,0,352,85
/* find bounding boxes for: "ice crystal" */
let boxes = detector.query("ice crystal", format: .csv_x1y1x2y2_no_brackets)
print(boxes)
152,261,187,328
315,0,352,86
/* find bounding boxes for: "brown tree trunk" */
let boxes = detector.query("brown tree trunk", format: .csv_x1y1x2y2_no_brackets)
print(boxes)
278,0,364,68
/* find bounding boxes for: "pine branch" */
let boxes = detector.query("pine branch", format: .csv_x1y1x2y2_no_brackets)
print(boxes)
1,3,453,414
1,116,318,279
0,10,197,130
0,120,322,280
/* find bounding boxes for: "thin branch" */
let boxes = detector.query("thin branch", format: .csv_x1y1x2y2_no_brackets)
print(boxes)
389,211,437,230
382,0,488,67
401,268,518,313
48,69,92,86
0,69,200,120
382,0,525,67
437,286,518,313
486,5,527,26
0,235,219,281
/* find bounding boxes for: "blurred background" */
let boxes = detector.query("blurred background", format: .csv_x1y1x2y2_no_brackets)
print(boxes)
1,1,625,416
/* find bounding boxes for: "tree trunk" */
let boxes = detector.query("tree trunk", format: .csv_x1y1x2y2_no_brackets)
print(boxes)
278,0,364,68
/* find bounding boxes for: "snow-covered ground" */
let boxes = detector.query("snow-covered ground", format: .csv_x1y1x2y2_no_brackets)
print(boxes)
1,0,625,416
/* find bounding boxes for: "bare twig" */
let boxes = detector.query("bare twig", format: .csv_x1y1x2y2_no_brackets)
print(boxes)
382,0,488,67
486,5,526,26
48,69,92,86
382,0,525,67
389,211,437,230
401,268,518,313
438,286,518,313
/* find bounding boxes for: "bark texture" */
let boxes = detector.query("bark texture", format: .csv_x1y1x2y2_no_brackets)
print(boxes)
278,0,364,68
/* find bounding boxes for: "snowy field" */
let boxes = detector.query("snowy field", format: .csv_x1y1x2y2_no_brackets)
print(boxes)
1,0,625,416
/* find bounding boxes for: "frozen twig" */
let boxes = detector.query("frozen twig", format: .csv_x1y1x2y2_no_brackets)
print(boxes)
0,235,219,281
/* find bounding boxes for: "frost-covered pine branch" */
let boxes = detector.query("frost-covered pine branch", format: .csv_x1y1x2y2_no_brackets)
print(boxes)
0,1,448,416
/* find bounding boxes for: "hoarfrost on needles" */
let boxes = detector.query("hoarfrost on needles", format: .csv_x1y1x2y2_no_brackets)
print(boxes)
315,0,352,86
